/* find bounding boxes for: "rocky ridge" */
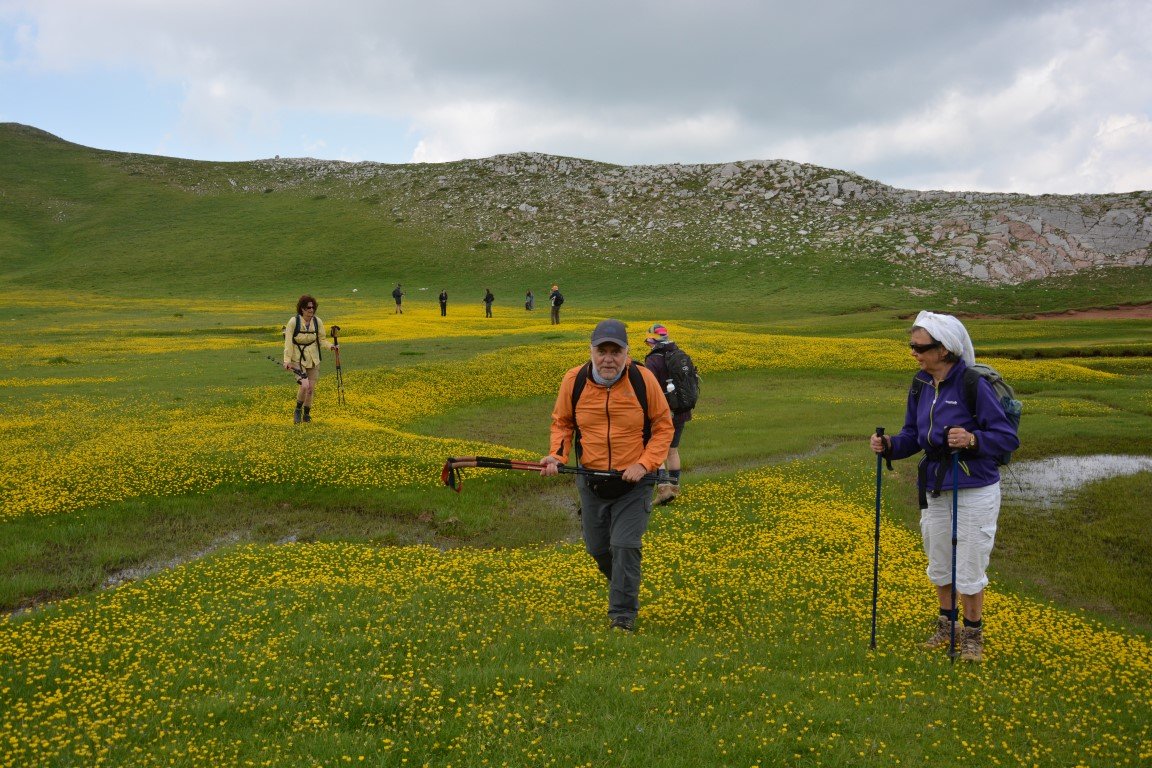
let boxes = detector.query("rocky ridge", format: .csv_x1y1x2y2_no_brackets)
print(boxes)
167,150,1149,286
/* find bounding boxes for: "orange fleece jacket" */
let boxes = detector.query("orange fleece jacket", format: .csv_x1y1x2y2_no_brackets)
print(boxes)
548,360,674,472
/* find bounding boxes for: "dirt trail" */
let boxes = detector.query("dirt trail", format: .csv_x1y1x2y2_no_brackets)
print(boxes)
1030,304,1152,320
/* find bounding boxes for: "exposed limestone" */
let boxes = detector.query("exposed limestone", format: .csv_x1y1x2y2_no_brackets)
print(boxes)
125,149,1148,286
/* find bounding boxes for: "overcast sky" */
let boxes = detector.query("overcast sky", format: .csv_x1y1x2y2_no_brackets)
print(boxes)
1,0,1149,194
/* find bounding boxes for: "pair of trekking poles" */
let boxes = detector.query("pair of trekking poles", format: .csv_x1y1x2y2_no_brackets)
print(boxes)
440,456,660,493
443,431,959,658
872,426,961,661
268,325,346,405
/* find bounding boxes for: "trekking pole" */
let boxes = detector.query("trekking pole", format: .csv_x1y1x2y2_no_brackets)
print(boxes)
330,325,346,406
870,426,885,650
949,443,960,663
266,355,307,384
441,456,659,493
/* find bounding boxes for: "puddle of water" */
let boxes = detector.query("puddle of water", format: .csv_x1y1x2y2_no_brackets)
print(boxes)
1002,454,1152,508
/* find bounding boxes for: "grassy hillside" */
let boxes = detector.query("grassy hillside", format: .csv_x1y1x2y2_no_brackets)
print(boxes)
3,123,1150,323
1,124,1151,767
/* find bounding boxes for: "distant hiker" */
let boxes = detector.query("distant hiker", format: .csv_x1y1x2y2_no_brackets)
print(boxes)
869,311,1019,662
392,284,404,314
540,319,674,632
525,289,534,311
484,288,495,318
439,289,448,317
283,295,337,424
644,323,698,505
549,284,564,325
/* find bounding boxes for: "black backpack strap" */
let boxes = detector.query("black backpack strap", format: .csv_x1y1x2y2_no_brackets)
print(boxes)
292,314,306,358
571,362,591,464
962,367,981,418
626,361,651,446
909,374,925,401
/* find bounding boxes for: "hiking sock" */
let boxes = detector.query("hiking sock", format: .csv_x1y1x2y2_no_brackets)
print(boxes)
963,618,983,630
940,607,959,622
670,470,682,485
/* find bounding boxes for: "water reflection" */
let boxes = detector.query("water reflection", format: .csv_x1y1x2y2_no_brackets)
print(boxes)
1003,454,1152,508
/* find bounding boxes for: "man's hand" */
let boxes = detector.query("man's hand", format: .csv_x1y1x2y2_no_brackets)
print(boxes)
621,463,648,483
540,456,561,476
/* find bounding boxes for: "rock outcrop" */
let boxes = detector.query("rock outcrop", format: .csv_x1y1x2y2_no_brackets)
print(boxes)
133,149,1152,285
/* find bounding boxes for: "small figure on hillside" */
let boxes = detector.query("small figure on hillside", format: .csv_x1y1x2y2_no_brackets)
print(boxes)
549,284,564,325
484,288,495,318
540,319,674,633
439,289,448,317
525,289,534,311
644,323,699,505
392,284,404,314
868,311,1019,663
283,294,337,424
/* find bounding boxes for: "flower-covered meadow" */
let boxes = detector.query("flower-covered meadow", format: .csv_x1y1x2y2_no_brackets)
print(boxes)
0,310,1119,521
1,305,1149,766
2,468,1149,767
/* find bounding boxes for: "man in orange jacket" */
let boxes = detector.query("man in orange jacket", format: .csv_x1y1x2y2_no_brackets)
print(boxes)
541,319,674,632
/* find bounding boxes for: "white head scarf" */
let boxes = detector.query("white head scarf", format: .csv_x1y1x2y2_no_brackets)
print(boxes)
913,310,975,367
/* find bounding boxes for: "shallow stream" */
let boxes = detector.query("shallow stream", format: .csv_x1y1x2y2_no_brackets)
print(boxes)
1001,454,1152,508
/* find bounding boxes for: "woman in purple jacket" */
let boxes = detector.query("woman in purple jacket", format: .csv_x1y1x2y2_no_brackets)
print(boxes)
869,311,1019,662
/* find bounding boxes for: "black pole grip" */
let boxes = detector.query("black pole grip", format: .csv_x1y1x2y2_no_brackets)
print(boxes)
876,426,892,470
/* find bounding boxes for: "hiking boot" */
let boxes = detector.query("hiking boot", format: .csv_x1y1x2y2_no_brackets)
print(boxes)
293,408,303,425
608,616,635,632
960,625,984,662
923,615,955,650
655,483,680,506
303,410,312,423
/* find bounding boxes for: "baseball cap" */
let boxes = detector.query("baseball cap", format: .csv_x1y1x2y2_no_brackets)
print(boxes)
646,323,669,341
591,319,628,347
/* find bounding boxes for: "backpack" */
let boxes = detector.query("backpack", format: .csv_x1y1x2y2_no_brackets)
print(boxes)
964,363,1022,465
290,315,322,362
656,346,699,413
554,291,564,306
910,362,1021,465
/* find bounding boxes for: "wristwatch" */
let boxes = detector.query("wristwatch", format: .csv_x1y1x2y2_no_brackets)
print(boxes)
967,434,977,449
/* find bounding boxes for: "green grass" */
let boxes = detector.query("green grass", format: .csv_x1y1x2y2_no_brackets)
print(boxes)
1,124,1151,767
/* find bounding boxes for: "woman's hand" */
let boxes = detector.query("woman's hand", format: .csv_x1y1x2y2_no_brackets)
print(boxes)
869,434,889,454
946,427,975,450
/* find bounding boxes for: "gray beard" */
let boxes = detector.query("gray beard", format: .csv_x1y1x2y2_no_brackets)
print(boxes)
591,364,625,386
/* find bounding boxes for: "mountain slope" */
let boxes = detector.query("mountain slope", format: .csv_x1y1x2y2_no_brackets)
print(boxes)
1,123,1149,315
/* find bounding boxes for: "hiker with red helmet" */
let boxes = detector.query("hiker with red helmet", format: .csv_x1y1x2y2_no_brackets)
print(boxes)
643,323,698,504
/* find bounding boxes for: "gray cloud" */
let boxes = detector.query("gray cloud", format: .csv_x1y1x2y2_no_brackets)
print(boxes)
3,0,1149,192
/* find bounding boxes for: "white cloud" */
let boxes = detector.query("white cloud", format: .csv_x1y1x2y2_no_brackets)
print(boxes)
2,0,1149,192
410,100,745,164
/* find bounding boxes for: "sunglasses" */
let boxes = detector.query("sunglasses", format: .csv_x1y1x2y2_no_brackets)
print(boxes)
909,341,942,353
304,305,316,310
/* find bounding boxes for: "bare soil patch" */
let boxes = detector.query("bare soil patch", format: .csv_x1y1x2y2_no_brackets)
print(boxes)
909,303,1152,321
1030,303,1152,320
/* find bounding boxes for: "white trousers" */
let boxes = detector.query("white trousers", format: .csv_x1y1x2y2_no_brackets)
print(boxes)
920,482,1000,595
